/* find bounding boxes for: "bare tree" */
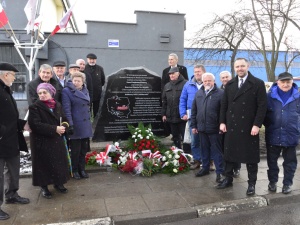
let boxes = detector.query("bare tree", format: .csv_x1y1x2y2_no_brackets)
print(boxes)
188,0,300,81
186,12,253,76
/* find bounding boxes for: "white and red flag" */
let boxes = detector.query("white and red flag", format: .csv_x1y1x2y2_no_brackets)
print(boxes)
0,3,8,28
51,1,77,36
24,0,38,34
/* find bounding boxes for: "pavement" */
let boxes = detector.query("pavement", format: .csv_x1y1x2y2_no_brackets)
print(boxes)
2,138,300,225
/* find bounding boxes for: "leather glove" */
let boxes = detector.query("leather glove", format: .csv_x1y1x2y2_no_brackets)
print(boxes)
68,126,74,135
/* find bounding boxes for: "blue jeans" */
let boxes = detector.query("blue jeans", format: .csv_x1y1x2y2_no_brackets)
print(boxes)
267,145,297,186
199,132,224,174
188,120,201,161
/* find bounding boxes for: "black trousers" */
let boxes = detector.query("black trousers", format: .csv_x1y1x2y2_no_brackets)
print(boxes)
92,99,100,117
225,161,258,185
70,138,90,172
169,122,186,149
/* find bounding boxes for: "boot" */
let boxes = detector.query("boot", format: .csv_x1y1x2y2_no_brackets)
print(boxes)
190,160,201,170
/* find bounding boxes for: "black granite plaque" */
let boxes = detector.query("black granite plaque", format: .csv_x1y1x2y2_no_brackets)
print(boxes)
93,67,164,141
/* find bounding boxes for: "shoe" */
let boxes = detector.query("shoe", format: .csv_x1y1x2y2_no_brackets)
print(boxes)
246,184,255,195
233,169,240,178
0,210,9,220
54,184,68,193
190,160,201,170
216,174,223,183
282,185,292,194
216,178,233,189
73,172,81,180
209,160,215,171
268,182,277,192
41,186,52,199
5,195,30,204
195,168,209,177
79,170,89,178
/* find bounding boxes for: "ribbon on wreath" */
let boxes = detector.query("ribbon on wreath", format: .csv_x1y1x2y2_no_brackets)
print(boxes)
142,150,161,159
96,144,113,165
170,147,192,165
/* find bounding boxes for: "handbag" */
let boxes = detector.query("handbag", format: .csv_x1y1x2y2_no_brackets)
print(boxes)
183,122,191,144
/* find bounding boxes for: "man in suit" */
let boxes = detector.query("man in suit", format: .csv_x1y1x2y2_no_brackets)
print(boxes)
0,63,30,220
219,71,241,177
217,58,267,196
161,53,188,90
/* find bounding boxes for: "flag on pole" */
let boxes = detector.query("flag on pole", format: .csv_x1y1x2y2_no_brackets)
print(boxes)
51,1,77,36
24,0,38,34
0,3,8,28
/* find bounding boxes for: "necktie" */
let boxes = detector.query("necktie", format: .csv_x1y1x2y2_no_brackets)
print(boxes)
239,79,244,88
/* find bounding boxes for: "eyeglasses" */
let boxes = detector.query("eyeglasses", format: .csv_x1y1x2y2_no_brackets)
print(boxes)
7,72,16,77
37,91,49,95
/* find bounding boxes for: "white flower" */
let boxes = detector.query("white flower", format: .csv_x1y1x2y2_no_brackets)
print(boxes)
139,130,141,133
174,154,180,159
132,135,136,138
146,136,149,139
168,154,173,159
150,132,153,135
134,139,137,142
162,156,166,161
134,132,137,135
165,162,169,166
165,151,169,155
114,142,119,147
173,160,179,166
146,130,149,133
173,168,178,173
135,128,139,130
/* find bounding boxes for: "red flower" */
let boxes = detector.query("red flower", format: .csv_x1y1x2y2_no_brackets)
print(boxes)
138,146,143,151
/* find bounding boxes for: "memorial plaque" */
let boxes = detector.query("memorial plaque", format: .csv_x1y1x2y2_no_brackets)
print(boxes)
93,67,164,141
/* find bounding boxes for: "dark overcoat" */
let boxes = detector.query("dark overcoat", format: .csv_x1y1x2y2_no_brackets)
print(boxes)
62,81,93,139
28,100,70,186
220,72,267,163
162,75,187,123
84,64,105,101
0,80,27,158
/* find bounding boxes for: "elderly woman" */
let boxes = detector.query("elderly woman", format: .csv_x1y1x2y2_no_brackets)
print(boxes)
162,67,187,149
28,83,70,199
62,72,93,180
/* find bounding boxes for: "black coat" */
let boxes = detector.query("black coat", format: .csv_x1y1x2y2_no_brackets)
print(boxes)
162,75,187,123
27,77,62,105
84,64,105,101
0,80,27,158
191,84,224,134
28,100,70,186
161,65,188,90
220,72,267,163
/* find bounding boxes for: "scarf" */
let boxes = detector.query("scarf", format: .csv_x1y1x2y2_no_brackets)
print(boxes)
42,98,56,109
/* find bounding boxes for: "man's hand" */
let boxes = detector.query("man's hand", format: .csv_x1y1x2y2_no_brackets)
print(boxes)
220,123,227,133
181,115,188,121
192,128,198,134
162,116,167,122
251,125,260,136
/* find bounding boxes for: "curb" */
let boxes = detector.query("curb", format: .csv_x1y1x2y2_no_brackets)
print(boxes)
196,196,267,217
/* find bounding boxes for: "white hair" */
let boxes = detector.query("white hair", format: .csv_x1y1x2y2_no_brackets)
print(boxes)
202,72,215,81
220,71,232,77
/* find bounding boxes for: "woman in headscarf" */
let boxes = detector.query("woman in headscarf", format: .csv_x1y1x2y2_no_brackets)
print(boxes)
28,83,70,199
62,72,92,180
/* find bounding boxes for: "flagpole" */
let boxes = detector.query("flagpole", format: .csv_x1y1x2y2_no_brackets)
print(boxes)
0,22,12,36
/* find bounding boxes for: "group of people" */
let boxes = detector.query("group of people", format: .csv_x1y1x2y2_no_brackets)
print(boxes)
0,53,105,220
162,56,300,198
1,53,300,220
27,53,106,198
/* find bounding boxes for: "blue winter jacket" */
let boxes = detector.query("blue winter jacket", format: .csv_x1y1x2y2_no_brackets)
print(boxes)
62,80,93,139
264,83,300,147
179,76,202,118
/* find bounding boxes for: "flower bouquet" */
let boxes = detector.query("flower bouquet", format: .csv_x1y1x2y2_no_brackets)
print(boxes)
160,146,192,175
